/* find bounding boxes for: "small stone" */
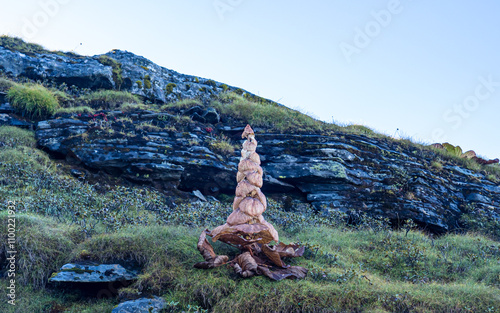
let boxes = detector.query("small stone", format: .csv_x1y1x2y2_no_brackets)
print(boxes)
112,296,166,313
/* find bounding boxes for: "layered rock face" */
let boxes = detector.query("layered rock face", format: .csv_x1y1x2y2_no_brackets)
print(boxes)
30,115,500,234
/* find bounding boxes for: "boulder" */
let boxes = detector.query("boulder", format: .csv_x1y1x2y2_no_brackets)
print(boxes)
112,296,166,313
49,263,137,283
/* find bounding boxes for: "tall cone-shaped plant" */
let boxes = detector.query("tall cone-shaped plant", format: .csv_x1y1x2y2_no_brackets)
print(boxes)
194,125,307,280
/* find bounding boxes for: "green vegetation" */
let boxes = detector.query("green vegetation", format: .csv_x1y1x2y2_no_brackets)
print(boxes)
144,74,152,89
344,124,375,135
7,83,59,120
135,80,143,89
0,126,36,148
0,126,499,312
54,106,94,115
0,35,82,58
97,55,123,89
118,102,152,112
79,90,140,109
166,83,177,95
136,121,162,132
214,92,339,133
208,134,237,155
0,77,15,92
161,98,202,110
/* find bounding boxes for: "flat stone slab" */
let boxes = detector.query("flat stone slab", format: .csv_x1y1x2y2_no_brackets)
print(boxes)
49,263,137,283
112,296,166,313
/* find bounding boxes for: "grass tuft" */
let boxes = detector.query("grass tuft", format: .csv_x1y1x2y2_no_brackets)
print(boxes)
7,83,59,120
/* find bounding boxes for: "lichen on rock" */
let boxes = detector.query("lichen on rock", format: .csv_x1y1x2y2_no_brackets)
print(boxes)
194,125,307,280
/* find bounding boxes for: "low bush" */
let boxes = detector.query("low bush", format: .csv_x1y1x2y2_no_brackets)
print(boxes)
7,83,59,120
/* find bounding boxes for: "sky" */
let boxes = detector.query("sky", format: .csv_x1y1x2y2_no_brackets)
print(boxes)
1,0,499,159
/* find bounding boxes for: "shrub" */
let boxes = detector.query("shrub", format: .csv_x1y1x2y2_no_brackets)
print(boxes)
166,83,177,95
7,83,59,120
144,75,152,89
136,80,143,89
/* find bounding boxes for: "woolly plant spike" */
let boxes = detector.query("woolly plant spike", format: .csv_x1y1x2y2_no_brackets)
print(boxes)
195,125,306,281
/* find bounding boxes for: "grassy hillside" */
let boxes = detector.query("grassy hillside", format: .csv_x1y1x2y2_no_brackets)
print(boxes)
0,126,499,313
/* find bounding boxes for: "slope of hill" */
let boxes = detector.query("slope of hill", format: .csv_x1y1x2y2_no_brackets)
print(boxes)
0,36,499,313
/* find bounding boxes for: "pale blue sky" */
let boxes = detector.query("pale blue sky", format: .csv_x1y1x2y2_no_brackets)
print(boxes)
1,0,499,159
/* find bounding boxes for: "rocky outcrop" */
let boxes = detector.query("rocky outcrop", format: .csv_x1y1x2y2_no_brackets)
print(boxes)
0,45,260,103
0,46,114,89
31,111,500,233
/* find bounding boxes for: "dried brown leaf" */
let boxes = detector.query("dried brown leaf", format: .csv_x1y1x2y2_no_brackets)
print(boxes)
194,231,229,269
262,244,285,267
275,242,305,258
234,252,258,277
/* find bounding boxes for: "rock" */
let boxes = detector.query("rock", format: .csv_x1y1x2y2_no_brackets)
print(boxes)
49,263,137,283
0,113,32,128
466,193,491,204
264,160,348,183
193,189,207,202
70,169,85,179
0,46,114,89
112,296,166,313
0,45,271,104
0,102,14,113
184,106,204,116
202,107,220,124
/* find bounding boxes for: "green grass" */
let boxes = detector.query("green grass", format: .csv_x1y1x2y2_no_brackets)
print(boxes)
0,35,81,58
0,126,36,148
208,134,237,156
0,212,83,289
7,83,59,120
79,90,140,109
214,92,339,133
0,77,15,92
161,98,202,111
54,106,94,115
